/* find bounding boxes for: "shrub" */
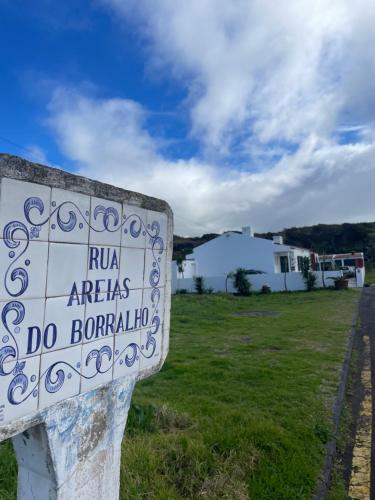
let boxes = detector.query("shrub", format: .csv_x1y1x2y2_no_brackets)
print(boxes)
305,272,317,291
260,284,271,294
194,276,205,294
328,275,349,290
176,288,188,294
300,256,316,291
233,268,251,296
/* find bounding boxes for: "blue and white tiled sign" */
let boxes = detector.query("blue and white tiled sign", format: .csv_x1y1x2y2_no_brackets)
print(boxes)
0,178,169,425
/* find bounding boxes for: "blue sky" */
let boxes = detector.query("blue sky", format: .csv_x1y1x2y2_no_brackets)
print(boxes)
1,0,375,235
0,1,196,168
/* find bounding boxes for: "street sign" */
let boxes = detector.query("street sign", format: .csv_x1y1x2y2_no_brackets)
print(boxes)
0,154,172,499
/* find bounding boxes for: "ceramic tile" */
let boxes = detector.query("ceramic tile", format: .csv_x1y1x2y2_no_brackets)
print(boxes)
87,245,120,284
144,248,167,288
121,204,147,249
119,247,145,290
80,337,114,392
38,345,81,409
83,292,117,344
0,298,45,359
0,178,51,242
46,243,88,297
89,197,122,246
113,331,140,380
49,188,90,244
142,287,165,329
146,210,168,250
0,176,170,419
116,288,144,335
0,239,48,301
139,326,162,371
43,296,85,353
0,354,40,425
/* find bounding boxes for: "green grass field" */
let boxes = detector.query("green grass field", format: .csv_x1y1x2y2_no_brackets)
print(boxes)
0,290,359,499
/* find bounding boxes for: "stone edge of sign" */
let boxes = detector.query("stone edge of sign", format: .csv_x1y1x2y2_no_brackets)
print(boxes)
0,153,173,441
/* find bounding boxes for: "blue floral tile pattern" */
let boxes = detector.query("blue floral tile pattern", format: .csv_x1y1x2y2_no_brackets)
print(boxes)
49,188,90,244
0,180,168,423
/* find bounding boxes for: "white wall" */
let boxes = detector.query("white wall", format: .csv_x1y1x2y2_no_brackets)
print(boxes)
192,233,295,277
174,259,196,279
172,271,344,293
356,267,365,287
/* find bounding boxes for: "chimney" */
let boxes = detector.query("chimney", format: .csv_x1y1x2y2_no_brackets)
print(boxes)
273,235,283,245
242,226,254,237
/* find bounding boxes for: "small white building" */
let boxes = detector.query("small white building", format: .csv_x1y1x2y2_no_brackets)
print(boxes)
313,251,366,287
178,226,311,278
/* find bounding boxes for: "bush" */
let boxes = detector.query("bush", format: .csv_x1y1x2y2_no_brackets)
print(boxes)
194,276,205,294
233,268,251,296
305,272,317,291
300,257,316,291
176,288,188,294
260,284,271,294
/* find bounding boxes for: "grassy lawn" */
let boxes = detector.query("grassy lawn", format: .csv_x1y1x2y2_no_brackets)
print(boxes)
0,290,359,499
365,264,375,284
119,290,359,499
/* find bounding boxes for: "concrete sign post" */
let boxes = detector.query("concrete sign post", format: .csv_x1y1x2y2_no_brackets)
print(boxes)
0,154,173,499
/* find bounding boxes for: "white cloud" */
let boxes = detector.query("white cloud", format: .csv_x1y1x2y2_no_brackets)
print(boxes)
48,88,375,236
46,1,375,235
102,0,375,153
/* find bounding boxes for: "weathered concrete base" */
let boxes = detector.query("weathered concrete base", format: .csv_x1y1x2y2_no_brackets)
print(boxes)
12,377,136,500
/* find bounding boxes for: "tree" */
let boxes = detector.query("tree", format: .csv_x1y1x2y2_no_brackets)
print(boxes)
233,268,251,296
176,256,185,278
300,256,316,291
193,276,205,294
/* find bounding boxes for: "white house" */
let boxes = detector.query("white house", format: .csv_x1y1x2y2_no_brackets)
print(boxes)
172,226,329,293
172,226,365,293
176,226,311,279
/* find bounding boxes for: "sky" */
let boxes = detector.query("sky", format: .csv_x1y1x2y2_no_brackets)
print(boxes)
1,0,375,236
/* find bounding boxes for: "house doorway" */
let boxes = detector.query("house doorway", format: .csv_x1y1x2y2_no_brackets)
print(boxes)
280,255,289,273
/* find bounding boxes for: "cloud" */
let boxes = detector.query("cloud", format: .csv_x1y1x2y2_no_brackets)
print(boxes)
102,0,375,154
47,87,375,236
44,1,375,235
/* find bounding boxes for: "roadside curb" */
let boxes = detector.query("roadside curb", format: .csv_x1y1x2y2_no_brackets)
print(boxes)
312,290,363,500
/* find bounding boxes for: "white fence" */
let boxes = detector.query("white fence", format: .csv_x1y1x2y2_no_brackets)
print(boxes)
172,271,344,294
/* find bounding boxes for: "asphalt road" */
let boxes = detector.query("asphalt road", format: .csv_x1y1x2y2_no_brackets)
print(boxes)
345,287,375,500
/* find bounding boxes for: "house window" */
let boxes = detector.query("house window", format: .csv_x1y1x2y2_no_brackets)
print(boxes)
280,256,289,273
